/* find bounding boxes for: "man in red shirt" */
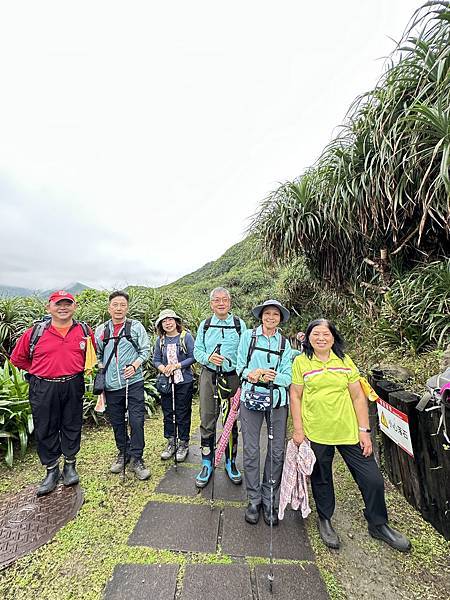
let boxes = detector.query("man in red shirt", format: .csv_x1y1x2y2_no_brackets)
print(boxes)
10,290,94,496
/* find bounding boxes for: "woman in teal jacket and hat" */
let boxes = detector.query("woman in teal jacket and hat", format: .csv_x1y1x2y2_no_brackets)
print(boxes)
236,300,292,526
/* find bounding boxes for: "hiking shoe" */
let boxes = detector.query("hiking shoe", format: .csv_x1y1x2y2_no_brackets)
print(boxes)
161,438,176,460
368,523,411,552
195,456,213,488
62,458,79,486
110,453,129,474
318,518,340,549
129,457,151,480
176,440,189,462
37,464,60,497
225,459,242,485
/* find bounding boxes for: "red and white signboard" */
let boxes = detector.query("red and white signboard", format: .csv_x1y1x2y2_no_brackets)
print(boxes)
376,398,414,457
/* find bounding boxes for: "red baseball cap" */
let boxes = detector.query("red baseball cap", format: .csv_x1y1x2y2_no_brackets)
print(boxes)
48,290,75,303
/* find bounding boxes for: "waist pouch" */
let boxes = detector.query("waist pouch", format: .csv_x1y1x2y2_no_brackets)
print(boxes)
243,389,271,411
156,374,172,395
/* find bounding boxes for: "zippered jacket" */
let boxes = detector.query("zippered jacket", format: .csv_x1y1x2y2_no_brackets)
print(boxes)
236,325,292,406
95,319,150,391
194,313,246,372
153,332,196,383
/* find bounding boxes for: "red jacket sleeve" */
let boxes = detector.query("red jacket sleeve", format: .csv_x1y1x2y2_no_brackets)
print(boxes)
10,328,33,371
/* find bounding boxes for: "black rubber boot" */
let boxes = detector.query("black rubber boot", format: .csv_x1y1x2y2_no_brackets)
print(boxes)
244,502,261,525
263,503,279,527
37,464,60,497
318,517,340,549
62,457,79,486
368,523,411,552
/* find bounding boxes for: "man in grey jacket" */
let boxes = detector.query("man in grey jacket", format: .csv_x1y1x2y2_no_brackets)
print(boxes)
95,290,151,480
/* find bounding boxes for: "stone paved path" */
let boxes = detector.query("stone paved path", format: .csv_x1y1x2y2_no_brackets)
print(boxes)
103,428,329,599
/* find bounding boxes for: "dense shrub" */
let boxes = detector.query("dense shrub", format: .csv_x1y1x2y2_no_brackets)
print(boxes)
0,361,33,466
378,260,450,352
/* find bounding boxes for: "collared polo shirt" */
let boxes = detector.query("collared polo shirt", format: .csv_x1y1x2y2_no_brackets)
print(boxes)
10,323,94,378
292,350,360,445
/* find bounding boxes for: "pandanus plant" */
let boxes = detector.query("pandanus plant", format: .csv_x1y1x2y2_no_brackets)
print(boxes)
251,1,450,288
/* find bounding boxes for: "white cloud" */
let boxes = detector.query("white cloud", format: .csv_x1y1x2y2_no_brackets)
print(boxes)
0,0,421,288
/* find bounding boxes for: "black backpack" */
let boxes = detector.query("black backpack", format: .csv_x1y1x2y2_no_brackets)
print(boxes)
202,315,242,343
244,327,287,371
102,319,139,353
29,316,90,359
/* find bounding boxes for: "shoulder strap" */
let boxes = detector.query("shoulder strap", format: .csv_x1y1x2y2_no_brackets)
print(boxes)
29,318,52,359
233,316,242,336
102,322,112,347
102,335,122,375
124,318,139,352
103,319,139,352
244,328,258,370
74,320,89,337
244,332,287,370
275,335,287,370
203,317,212,343
203,316,241,343
179,330,188,355
273,335,287,408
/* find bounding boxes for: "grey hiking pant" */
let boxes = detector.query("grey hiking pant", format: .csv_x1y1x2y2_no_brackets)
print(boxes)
199,368,240,453
240,403,288,508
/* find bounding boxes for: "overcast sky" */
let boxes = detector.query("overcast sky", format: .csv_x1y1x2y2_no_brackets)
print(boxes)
0,0,422,290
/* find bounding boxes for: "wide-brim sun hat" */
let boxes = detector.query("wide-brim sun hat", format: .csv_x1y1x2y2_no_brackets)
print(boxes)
252,299,290,324
155,309,182,328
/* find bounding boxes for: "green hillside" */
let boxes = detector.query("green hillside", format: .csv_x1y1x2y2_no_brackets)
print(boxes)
161,236,366,338
161,236,280,321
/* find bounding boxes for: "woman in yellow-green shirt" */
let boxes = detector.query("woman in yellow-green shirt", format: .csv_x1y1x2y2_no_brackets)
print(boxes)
290,319,410,553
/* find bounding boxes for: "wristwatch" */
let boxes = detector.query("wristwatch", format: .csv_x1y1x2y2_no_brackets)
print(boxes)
358,426,371,433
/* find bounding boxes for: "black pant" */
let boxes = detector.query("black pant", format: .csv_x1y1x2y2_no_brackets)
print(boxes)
310,442,388,526
160,381,193,442
29,373,85,466
105,380,145,459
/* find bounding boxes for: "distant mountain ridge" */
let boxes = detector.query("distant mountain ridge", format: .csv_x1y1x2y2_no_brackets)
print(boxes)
0,282,89,298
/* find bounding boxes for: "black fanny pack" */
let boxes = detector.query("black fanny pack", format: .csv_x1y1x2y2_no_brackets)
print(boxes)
156,374,172,395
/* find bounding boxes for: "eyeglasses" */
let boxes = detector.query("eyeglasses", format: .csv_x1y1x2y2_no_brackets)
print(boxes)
211,297,230,304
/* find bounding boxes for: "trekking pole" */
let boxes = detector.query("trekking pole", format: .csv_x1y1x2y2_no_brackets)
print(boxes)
171,373,178,471
210,344,221,509
268,381,274,593
123,368,131,482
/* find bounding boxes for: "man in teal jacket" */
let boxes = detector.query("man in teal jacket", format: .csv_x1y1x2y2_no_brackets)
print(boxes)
95,291,150,480
193,287,247,488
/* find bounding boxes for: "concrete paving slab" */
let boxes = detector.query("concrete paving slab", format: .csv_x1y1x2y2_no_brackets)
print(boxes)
128,502,220,553
103,564,178,600
156,465,247,502
155,465,198,497
221,507,314,560
181,564,252,600
255,564,329,599
200,469,247,502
